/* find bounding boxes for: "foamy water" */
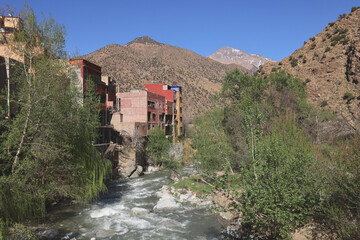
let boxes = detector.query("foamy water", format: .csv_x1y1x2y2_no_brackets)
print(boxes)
41,169,221,239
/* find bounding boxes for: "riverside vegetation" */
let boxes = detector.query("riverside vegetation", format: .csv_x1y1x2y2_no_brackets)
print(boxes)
190,69,360,239
0,5,111,238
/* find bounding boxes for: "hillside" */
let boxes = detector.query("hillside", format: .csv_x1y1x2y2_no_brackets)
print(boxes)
261,8,360,131
208,47,273,72
83,36,247,121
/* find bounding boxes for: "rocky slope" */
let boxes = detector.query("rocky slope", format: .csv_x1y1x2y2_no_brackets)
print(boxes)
83,36,247,122
261,8,360,131
208,46,273,72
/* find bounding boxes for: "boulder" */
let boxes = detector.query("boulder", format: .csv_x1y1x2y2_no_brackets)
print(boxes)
36,229,59,240
130,207,149,216
157,219,182,228
216,211,237,227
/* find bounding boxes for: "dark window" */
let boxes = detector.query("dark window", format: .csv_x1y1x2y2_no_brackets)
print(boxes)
100,94,106,104
152,113,156,120
147,112,151,121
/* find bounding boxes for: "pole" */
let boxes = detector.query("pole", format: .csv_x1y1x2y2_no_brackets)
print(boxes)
5,57,10,119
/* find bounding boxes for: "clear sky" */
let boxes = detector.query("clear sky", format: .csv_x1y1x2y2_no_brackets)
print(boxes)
2,0,358,61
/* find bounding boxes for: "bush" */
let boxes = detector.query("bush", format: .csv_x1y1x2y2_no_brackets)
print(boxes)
343,92,355,100
310,36,316,41
320,100,328,107
240,117,319,239
310,43,316,50
318,136,360,239
325,47,331,52
351,6,360,12
290,57,298,67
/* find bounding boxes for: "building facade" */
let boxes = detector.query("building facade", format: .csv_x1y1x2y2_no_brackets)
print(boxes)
111,90,166,138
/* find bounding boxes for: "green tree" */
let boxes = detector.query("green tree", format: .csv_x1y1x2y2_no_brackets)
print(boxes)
0,4,110,236
146,126,173,167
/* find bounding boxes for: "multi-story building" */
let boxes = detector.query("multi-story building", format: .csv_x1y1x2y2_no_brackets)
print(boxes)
145,83,184,137
69,59,117,143
111,90,166,138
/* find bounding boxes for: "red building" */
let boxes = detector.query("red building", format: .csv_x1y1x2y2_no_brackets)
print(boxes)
111,90,166,137
69,59,118,143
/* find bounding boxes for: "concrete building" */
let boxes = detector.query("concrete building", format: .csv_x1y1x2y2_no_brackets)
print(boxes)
69,59,118,143
145,83,184,137
111,90,166,138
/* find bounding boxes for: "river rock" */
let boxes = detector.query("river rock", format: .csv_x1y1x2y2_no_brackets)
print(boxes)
36,229,59,239
129,165,144,178
154,186,181,211
216,211,237,227
213,191,231,208
60,231,81,240
130,207,149,216
146,166,159,173
157,219,183,228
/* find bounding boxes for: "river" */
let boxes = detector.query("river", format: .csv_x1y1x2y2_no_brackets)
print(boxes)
36,168,222,240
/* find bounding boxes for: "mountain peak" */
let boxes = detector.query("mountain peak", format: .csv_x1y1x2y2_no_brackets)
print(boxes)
208,47,273,72
125,36,163,46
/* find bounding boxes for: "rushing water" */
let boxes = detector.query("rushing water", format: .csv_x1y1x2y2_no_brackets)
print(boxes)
39,168,222,240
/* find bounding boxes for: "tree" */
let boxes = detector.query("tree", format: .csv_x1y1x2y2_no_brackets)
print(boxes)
146,126,172,167
0,4,110,236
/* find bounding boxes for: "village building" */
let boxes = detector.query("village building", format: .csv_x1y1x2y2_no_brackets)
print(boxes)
145,83,184,137
69,59,118,143
111,90,166,139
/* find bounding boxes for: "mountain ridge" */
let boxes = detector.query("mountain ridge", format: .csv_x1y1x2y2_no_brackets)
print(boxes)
82,36,247,121
260,8,360,131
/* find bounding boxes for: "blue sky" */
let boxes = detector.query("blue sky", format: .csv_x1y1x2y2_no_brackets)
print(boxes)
2,0,358,61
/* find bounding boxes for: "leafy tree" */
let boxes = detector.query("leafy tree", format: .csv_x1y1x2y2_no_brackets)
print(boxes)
0,4,110,236
192,108,237,175
146,126,173,167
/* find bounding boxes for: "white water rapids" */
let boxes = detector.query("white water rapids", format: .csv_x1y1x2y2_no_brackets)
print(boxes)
40,169,222,239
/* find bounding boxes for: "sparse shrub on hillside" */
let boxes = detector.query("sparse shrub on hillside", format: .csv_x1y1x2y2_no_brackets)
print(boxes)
338,13,347,19
290,57,298,67
305,78,311,84
278,62,283,66
322,54,326,60
320,100,328,107
299,54,303,58
343,92,355,101
325,47,331,52
326,33,332,39
351,6,360,12
328,22,335,27
271,67,277,72
310,43,316,50
303,57,307,63
303,41,307,45
310,37,316,41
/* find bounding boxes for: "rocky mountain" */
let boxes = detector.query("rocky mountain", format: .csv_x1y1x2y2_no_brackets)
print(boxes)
208,47,273,72
83,36,247,122
261,7,360,131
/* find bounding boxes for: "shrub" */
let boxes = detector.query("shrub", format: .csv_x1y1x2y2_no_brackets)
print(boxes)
328,22,335,27
310,36,316,41
338,13,347,19
320,100,328,107
305,78,311,83
146,126,172,167
343,92,355,100
240,117,319,239
271,67,277,72
291,57,298,67
278,62,283,66
303,41,307,45
303,58,307,63
310,43,316,50
318,136,360,239
351,6,360,12
325,47,331,52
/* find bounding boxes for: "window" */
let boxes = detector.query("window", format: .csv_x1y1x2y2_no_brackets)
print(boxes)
147,101,155,108
152,113,156,121
100,94,106,104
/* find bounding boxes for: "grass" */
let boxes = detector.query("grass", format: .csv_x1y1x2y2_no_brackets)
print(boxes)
170,175,213,195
